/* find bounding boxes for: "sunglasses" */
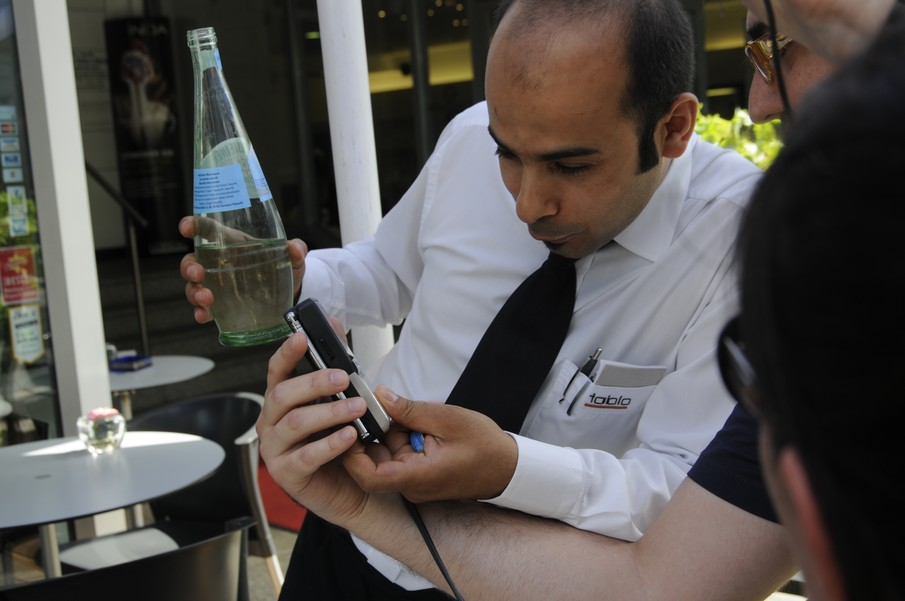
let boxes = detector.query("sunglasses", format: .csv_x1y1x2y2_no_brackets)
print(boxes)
717,316,761,419
745,31,794,85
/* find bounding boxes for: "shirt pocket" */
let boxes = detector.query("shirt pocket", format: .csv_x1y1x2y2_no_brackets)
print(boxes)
527,360,667,451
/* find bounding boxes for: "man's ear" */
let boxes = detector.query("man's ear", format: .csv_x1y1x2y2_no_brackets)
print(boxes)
776,448,847,601
660,92,698,159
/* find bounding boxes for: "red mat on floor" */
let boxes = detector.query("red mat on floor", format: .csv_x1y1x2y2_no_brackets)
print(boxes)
258,460,307,532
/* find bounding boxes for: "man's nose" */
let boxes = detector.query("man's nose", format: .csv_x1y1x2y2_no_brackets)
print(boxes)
747,75,783,124
514,170,557,224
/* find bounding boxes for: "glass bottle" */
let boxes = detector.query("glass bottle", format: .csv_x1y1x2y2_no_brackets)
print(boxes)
186,27,292,347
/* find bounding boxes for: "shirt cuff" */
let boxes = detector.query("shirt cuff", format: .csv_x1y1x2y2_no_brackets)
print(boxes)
350,533,435,590
482,434,584,518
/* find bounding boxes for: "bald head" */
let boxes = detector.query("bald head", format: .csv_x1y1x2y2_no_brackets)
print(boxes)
490,0,696,173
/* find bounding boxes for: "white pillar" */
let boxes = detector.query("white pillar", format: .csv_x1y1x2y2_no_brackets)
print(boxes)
14,0,112,432
315,0,394,367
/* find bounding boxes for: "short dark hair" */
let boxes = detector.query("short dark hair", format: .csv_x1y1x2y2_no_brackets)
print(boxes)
737,6,905,598
493,0,695,173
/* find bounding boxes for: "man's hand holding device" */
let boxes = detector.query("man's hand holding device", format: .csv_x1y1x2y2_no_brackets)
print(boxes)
283,298,392,443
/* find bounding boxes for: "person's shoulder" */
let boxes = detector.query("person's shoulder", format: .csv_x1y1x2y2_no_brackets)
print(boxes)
435,101,490,147
425,101,495,167
451,101,490,127
687,134,763,207
689,134,764,176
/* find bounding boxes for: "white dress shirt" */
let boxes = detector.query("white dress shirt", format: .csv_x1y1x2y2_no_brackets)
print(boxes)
301,101,762,588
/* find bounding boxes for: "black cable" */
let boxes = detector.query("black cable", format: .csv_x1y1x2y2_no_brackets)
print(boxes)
402,496,466,601
763,0,794,120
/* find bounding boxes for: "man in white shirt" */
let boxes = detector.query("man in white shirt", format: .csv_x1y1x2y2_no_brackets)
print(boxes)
186,0,760,598
249,1,901,600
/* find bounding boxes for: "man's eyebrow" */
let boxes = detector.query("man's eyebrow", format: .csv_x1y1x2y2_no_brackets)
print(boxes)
487,126,509,152
487,126,600,161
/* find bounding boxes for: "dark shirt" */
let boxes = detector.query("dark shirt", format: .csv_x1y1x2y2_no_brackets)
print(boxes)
687,403,778,523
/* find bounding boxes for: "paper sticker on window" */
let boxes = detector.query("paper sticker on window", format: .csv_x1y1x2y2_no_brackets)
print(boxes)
9,304,44,363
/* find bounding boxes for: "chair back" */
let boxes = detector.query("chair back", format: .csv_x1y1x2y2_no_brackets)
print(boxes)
126,391,283,594
127,392,262,525
0,527,244,601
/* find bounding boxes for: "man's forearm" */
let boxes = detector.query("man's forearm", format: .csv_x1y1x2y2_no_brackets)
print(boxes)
347,495,636,601
342,479,796,601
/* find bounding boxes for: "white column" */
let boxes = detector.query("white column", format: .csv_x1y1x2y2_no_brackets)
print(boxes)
13,0,112,432
316,0,394,367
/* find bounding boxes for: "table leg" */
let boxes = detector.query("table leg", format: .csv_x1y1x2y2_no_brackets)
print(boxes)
38,524,60,578
129,503,145,528
113,390,134,420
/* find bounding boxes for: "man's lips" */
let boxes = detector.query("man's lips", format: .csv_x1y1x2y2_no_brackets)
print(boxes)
531,231,574,246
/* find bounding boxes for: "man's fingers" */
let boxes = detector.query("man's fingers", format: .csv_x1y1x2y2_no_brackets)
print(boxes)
266,333,313,391
375,386,453,434
343,442,434,493
179,252,204,283
193,305,211,325
180,247,214,323
288,238,308,263
288,239,307,300
263,335,352,420
178,215,194,239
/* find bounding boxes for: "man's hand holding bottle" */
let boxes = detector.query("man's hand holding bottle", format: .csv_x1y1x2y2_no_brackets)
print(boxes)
178,215,308,324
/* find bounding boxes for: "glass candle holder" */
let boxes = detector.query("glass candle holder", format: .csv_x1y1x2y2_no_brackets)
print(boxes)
77,407,126,456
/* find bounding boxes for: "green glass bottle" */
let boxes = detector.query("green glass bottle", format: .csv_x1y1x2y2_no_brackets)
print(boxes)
187,27,292,347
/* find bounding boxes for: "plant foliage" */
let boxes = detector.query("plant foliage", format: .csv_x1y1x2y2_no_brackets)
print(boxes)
695,107,783,170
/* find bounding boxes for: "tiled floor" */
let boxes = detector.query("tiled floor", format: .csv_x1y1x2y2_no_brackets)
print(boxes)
249,526,296,601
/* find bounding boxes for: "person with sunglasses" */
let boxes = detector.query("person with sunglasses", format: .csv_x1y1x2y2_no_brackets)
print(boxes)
743,0,897,65
744,16,834,124
257,2,904,600
715,1,905,600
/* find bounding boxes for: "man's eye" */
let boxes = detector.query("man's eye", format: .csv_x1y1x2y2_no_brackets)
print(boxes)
495,146,516,160
554,163,590,175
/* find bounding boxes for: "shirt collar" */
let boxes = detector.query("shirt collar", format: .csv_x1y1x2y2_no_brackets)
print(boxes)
611,134,697,262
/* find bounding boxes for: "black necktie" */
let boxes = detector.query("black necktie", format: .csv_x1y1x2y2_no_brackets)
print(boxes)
446,252,577,432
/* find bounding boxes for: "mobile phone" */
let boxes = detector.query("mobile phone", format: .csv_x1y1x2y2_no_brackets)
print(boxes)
283,298,392,443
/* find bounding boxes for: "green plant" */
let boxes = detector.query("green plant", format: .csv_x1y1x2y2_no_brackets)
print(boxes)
695,107,783,170
0,191,40,248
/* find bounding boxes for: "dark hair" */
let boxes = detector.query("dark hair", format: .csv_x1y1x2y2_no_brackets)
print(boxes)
737,6,905,598
493,0,695,173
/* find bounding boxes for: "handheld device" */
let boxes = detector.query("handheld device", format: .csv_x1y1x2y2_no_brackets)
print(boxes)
283,298,391,443
285,299,460,598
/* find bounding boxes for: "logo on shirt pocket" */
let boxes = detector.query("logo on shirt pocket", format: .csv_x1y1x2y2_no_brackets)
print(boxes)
583,392,633,409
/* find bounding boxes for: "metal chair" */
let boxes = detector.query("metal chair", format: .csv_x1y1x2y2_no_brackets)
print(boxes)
57,392,283,598
0,525,245,601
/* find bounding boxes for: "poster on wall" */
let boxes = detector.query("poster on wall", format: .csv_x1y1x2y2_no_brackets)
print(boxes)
105,16,188,256
0,245,39,304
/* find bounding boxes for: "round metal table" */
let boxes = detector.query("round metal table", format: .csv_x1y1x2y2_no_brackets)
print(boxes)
108,355,215,418
0,431,224,578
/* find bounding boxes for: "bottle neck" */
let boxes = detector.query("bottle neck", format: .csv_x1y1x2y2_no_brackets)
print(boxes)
187,28,220,71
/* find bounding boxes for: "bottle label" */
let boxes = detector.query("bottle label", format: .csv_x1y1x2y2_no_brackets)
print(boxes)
193,163,251,212
197,138,273,208
247,147,273,201
197,48,221,72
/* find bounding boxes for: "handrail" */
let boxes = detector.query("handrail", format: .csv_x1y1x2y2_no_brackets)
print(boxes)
84,161,151,356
